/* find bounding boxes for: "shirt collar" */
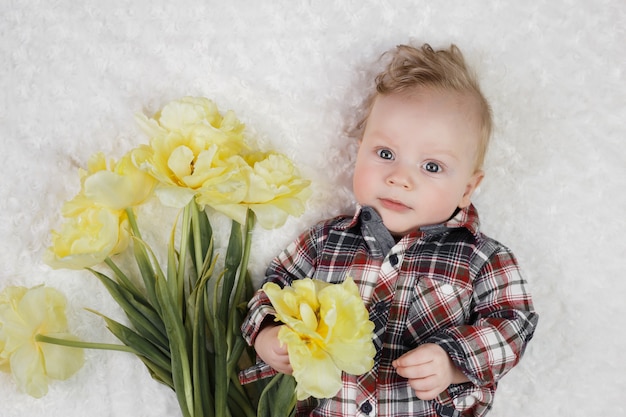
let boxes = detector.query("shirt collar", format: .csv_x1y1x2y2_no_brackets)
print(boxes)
438,203,481,237
342,203,482,240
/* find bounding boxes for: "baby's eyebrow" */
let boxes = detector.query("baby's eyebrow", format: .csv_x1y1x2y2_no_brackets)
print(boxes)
413,149,460,162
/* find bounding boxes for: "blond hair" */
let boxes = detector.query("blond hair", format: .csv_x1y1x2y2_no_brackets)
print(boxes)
355,44,492,170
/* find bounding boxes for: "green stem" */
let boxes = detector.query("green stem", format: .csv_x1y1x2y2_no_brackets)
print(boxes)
173,202,192,312
233,209,255,306
212,271,228,415
190,201,203,281
155,276,194,417
125,208,142,239
35,334,137,354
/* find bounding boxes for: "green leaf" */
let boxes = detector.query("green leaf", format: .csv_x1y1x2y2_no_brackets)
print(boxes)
212,310,229,416
226,334,246,377
104,257,144,301
167,213,181,307
124,208,160,308
189,201,213,280
219,220,242,323
257,374,297,417
86,309,172,373
228,210,255,340
137,355,175,389
171,203,192,314
192,271,215,417
88,268,169,351
155,273,194,417
226,374,257,417
132,236,159,308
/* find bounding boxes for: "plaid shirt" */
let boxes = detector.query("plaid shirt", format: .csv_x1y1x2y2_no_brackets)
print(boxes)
241,205,538,417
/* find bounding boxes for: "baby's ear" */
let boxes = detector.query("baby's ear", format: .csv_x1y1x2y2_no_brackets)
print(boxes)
459,170,484,208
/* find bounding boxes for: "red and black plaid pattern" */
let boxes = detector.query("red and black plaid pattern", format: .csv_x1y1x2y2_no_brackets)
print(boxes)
241,205,538,417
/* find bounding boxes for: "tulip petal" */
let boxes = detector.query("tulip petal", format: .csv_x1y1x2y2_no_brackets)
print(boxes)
82,150,156,210
168,145,195,180
249,205,289,229
154,185,196,208
10,343,48,398
299,303,318,332
0,358,9,373
84,171,129,208
17,286,67,332
39,333,85,380
278,327,342,400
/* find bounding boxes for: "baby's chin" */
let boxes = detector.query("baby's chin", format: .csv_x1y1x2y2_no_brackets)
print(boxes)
382,216,448,236
381,220,420,237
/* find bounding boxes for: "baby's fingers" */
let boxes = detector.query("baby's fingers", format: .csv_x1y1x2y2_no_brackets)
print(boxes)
407,375,442,401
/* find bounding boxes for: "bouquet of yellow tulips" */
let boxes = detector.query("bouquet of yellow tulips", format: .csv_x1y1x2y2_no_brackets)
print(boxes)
39,96,311,417
0,96,378,417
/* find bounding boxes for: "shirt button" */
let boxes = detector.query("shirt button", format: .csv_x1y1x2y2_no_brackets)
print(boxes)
362,211,372,221
360,400,373,414
375,302,388,314
389,254,398,266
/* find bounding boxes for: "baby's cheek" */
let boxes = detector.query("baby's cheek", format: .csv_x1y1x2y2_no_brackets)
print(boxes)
353,167,375,202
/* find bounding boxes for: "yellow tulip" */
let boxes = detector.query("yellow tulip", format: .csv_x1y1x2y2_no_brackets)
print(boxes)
244,152,311,228
262,278,375,400
138,97,245,151
0,285,84,398
44,195,130,270
83,149,156,210
44,147,155,270
200,151,311,228
135,97,248,207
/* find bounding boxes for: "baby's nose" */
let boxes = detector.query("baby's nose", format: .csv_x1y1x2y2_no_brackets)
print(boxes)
386,166,413,189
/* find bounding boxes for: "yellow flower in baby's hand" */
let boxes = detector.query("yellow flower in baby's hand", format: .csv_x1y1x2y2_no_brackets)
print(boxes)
135,96,247,208
262,278,376,400
44,194,130,270
0,285,84,398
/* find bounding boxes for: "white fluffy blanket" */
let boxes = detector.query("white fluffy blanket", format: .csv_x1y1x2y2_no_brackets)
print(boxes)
2,1,624,416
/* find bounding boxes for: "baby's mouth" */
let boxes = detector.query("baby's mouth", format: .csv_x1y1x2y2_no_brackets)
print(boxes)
379,198,410,211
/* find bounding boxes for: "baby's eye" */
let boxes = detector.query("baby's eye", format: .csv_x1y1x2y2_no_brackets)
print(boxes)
377,149,394,160
423,161,442,173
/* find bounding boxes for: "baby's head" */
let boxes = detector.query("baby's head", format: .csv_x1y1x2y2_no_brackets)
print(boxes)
357,43,492,171
353,44,493,234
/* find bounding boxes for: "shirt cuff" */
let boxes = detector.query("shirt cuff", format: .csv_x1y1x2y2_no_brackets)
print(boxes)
425,332,481,387
241,303,277,345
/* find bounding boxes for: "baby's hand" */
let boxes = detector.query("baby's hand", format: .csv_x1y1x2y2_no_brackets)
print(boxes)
254,324,293,375
392,343,469,401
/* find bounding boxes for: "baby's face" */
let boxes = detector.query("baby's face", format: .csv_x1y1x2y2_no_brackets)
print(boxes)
353,89,484,236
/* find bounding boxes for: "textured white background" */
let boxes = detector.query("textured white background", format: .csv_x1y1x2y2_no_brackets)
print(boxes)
1,1,624,416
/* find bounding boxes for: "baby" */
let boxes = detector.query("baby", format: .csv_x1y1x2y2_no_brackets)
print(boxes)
241,43,538,417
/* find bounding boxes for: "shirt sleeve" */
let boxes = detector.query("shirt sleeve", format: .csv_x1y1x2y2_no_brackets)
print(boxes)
427,243,539,387
240,223,323,346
